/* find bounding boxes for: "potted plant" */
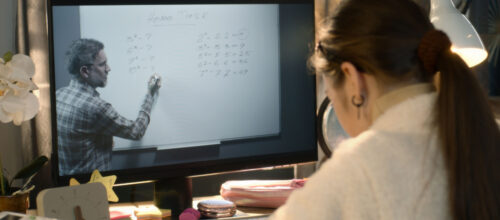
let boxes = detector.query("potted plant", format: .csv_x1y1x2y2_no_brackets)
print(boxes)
0,155,48,213
0,51,42,213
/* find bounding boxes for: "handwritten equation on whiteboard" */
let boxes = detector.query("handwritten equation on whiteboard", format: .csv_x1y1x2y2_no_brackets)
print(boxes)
125,8,255,78
124,29,253,78
196,29,252,78
126,33,155,75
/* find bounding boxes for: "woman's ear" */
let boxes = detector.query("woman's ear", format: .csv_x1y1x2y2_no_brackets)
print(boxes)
340,62,366,96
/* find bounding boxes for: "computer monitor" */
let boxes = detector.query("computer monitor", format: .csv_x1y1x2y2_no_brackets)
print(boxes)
48,0,316,216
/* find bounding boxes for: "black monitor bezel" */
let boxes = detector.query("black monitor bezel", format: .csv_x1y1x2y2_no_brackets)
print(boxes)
47,0,317,185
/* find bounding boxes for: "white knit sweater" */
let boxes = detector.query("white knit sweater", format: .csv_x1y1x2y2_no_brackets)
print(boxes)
270,92,451,220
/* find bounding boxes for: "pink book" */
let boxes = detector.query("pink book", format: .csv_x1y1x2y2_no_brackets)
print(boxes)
220,179,306,208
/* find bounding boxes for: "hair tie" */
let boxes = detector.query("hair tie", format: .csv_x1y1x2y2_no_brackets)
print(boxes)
417,30,452,75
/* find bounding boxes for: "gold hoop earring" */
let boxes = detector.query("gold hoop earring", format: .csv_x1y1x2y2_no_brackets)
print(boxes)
351,95,365,120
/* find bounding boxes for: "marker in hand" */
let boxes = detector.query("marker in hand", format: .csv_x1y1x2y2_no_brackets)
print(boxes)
148,73,162,95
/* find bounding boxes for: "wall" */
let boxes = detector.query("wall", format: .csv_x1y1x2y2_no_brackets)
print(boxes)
0,0,24,182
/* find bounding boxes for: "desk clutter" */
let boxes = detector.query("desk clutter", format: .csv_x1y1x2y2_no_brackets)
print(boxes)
177,179,307,220
220,179,306,208
29,177,305,220
110,204,171,220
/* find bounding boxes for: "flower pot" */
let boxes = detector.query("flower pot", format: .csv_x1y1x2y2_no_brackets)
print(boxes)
0,193,29,213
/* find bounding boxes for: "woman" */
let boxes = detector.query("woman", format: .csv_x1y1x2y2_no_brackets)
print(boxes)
270,0,500,219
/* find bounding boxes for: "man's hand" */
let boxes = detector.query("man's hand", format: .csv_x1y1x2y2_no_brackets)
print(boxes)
148,73,161,95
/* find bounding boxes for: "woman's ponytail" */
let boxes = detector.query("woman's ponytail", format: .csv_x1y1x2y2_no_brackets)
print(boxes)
434,39,500,220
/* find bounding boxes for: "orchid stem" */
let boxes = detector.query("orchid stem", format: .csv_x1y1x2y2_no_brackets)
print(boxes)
0,155,5,195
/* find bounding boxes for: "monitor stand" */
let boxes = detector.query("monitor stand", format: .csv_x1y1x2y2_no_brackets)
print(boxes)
154,177,193,220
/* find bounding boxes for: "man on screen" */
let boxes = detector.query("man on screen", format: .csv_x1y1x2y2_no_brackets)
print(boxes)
56,38,161,175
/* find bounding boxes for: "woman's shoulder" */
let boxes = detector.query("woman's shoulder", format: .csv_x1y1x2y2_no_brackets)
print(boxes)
325,92,441,176
371,92,437,133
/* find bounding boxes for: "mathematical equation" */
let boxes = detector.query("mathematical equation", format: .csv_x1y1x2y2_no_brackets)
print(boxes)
126,33,156,74
196,29,251,78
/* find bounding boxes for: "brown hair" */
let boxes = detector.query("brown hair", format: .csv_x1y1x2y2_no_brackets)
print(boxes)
311,0,500,219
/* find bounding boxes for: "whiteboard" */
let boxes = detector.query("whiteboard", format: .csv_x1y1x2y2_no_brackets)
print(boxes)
79,5,280,150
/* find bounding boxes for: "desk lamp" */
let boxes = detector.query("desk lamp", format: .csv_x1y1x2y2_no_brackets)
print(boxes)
430,0,487,67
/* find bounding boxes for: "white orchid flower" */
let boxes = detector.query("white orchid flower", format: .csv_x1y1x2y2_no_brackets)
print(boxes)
0,53,39,125
3,54,37,96
0,92,39,125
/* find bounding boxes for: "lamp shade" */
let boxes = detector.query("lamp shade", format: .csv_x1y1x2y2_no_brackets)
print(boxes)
430,0,487,67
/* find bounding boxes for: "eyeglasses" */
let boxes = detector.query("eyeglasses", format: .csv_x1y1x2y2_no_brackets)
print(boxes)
315,41,339,62
315,41,326,55
315,41,365,72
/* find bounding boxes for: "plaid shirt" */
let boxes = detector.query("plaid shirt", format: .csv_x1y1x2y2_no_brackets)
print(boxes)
56,79,154,175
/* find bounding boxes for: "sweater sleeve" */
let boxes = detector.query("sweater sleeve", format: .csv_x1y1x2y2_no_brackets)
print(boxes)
95,93,154,140
269,145,380,220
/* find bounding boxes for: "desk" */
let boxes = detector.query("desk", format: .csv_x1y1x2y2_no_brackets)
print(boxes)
109,196,273,220
111,196,274,219
29,195,275,219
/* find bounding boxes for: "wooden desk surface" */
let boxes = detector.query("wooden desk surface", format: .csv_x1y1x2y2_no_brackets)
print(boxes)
29,195,274,220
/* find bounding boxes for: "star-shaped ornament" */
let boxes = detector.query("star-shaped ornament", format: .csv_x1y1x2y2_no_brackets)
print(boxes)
70,169,119,202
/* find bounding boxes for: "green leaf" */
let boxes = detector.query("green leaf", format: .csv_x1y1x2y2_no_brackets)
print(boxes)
0,175,11,196
0,155,5,195
13,156,48,180
2,51,13,63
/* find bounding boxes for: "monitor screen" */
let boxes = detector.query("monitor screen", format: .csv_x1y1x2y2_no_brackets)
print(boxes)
48,0,316,184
